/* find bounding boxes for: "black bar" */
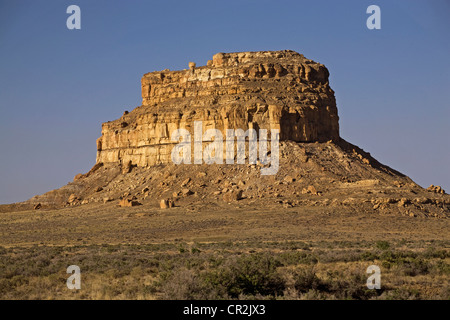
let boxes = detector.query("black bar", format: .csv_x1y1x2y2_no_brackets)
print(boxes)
1,300,447,319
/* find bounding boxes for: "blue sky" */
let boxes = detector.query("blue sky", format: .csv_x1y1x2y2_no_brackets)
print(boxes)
0,0,449,203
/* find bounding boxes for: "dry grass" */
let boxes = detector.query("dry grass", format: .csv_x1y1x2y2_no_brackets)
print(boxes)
0,203,448,300
0,240,448,300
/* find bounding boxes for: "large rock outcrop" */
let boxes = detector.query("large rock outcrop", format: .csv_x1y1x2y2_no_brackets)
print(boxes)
96,50,340,167
5,50,447,219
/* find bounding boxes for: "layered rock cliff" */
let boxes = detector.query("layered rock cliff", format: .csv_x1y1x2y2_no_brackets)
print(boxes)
96,50,339,167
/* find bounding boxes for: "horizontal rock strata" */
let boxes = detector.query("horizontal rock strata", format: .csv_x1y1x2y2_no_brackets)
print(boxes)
96,50,339,167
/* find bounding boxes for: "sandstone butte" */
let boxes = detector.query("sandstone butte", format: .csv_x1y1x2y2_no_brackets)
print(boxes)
96,50,339,167
4,50,448,218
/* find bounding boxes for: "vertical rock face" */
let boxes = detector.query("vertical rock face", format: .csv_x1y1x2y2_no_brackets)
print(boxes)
96,50,340,167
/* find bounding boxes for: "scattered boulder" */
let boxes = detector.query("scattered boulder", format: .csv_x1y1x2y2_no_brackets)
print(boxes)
160,199,175,209
393,180,404,188
119,198,141,207
68,194,78,204
302,185,319,195
160,199,169,209
34,203,42,210
95,186,103,192
381,198,397,204
182,188,193,196
284,175,295,183
73,173,84,181
427,185,445,194
283,201,293,208
181,178,191,187
123,192,131,198
223,190,243,202
398,198,410,207
122,160,133,174
414,197,432,204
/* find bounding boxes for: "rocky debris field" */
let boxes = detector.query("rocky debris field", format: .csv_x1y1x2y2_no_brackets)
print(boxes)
3,139,446,220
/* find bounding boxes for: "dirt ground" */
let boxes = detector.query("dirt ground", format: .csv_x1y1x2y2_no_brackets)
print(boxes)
0,200,449,247
0,200,449,300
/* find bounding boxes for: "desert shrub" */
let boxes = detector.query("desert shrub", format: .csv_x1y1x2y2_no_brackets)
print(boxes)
336,241,354,248
293,268,327,293
8,275,29,288
423,248,449,259
1,242,448,300
432,260,450,275
106,246,119,253
161,269,218,299
438,286,450,300
205,253,285,298
143,283,158,295
281,241,310,251
396,258,430,277
208,255,225,268
278,251,318,266
380,250,417,264
381,288,421,300
183,256,207,270
0,278,12,294
327,272,380,300
191,247,201,254
375,241,390,250
288,268,380,300
316,249,361,263
360,251,379,261
378,251,429,277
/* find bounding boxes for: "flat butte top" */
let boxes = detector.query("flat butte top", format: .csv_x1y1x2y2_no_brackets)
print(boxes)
135,50,334,114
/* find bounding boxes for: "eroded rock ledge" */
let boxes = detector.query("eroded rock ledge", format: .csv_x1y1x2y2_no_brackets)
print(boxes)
96,50,340,167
